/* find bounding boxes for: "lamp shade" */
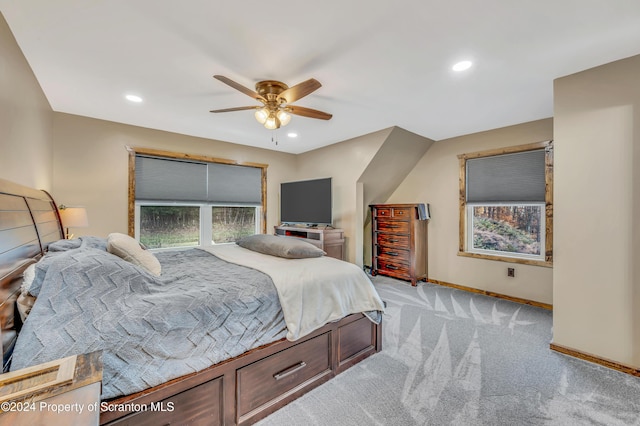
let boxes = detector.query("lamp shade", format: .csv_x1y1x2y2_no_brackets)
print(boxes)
60,207,89,228
254,108,269,124
276,110,291,126
264,114,280,130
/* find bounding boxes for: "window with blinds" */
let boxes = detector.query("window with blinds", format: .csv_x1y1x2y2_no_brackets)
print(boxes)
459,143,552,264
131,153,265,249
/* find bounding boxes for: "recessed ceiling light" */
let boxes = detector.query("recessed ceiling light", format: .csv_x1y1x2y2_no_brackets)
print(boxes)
125,94,143,103
452,60,473,72
287,132,298,138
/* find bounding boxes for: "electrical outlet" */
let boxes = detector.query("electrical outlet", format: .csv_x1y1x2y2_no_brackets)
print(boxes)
507,268,515,277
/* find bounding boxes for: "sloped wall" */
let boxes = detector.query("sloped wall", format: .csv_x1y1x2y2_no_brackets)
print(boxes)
388,119,554,303
295,127,434,264
359,127,435,265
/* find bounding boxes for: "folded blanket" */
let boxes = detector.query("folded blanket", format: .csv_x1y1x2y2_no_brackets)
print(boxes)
201,244,385,341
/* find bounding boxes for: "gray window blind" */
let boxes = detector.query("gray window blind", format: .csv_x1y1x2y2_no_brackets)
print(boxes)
135,155,262,205
466,149,546,203
207,163,262,204
135,156,207,201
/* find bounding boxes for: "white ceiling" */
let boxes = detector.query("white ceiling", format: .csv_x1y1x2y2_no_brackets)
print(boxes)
2,1,640,154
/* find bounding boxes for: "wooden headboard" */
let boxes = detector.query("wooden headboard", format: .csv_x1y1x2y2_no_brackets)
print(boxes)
0,178,64,371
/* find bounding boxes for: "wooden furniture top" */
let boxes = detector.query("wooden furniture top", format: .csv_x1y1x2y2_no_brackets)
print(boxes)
0,351,103,409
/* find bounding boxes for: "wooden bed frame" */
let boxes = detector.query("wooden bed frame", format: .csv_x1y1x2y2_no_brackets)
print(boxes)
0,178,382,425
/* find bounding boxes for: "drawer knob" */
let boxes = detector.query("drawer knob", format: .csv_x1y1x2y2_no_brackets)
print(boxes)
389,239,398,243
386,264,399,270
273,361,307,381
387,252,399,256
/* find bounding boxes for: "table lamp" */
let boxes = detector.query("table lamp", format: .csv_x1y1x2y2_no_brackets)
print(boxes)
59,205,89,239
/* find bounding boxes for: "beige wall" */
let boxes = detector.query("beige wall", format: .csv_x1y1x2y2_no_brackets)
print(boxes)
294,129,390,263
0,12,53,190
388,119,554,304
553,54,640,367
52,113,298,238
294,126,434,264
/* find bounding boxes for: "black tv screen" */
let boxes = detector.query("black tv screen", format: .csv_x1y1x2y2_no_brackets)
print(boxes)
280,178,332,225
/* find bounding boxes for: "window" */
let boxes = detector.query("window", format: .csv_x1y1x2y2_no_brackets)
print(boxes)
468,204,544,259
211,206,257,243
139,205,200,249
458,142,553,266
129,148,266,249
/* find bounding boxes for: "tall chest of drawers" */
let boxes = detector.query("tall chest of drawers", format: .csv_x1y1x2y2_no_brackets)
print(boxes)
370,203,428,286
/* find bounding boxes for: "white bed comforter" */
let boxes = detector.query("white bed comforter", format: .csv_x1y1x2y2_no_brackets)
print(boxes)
202,244,385,341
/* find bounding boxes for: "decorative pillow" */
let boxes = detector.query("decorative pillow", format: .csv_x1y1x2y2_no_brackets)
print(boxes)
237,234,326,259
18,263,38,321
21,263,36,296
107,233,162,276
17,293,36,322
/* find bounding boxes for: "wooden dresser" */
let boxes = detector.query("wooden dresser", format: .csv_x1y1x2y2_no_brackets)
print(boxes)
370,203,428,286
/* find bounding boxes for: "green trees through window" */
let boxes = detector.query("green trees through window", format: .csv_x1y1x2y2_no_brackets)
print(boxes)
211,207,256,243
139,205,257,249
471,205,542,256
140,206,200,248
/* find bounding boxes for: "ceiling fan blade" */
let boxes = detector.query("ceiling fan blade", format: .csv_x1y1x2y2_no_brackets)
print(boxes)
278,78,322,103
287,105,332,120
209,106,260,113
214,75,266,102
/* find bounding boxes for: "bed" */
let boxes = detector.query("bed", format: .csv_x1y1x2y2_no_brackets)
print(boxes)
0,178,384,425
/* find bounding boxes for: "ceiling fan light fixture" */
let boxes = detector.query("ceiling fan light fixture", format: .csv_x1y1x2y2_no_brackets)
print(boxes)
212,75,332,131
276,110,291,126
264,114,280,130
254,108,269,124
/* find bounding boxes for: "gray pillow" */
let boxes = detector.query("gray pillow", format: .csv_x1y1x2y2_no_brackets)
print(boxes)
237,234,326,259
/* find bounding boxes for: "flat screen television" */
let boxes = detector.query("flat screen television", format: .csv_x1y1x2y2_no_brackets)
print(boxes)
280,177,332,226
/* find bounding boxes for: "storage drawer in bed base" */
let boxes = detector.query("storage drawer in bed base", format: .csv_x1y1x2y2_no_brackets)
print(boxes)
101,313,382,426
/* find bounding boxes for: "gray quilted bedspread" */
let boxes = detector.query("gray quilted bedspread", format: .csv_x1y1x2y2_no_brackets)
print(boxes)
10,245,287,399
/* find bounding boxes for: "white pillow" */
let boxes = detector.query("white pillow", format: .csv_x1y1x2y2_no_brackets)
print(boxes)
21,263,36,296
107,233,161,276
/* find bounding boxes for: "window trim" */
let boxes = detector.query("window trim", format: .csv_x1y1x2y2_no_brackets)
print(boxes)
457,141,553,267
128,146,267,238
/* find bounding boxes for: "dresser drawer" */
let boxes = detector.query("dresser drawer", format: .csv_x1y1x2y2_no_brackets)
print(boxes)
377,233,409,247
237,332,331,417
107,377,223,426
375,259,410,278
375,220,410,233
376,245,410,264
390,207,412,220
374,206,412,220
375,207,392,218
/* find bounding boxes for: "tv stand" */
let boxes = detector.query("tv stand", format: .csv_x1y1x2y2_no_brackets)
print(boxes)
274,225,345,260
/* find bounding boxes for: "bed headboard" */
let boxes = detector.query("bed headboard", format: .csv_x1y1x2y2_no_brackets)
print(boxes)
0,178,64,371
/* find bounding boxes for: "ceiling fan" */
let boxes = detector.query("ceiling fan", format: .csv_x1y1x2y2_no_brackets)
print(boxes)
210,75,332,129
